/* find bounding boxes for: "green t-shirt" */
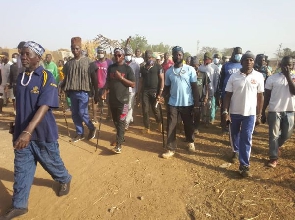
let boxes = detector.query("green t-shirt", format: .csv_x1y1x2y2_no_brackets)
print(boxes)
44,61,59,83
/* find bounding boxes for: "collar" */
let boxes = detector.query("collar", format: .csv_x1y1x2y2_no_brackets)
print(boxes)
32,65,44,76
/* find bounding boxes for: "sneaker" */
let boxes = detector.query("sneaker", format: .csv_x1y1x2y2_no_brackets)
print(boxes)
71,134,84,142
162,150,175,159
59,180,71,196
239,165,252,178
87,128,97,140
267,159,278,168
158,122,162,132
194,129,199,135
142,128,150,134
188,142,196,152
113,146,122,154
230,152,239,164
0,208,28,219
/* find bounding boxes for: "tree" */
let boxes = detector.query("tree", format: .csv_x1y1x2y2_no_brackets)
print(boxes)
200,46,219,56
121,34,149,53
221,48,233,57
282,48,292,56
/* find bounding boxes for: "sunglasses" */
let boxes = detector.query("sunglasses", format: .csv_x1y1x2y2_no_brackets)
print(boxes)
114,54,122,58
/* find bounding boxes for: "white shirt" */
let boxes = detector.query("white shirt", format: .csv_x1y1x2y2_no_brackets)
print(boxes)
133,57,144,66
0,62,11,86
198,63,220,97
126,60,140,93
225,69,264,116
265,72,295,112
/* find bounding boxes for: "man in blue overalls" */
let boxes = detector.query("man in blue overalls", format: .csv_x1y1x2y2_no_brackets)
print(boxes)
0,41,72,220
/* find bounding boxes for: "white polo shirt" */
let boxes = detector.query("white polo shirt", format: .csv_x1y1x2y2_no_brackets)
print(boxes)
225,69,264,116
265,72,295,112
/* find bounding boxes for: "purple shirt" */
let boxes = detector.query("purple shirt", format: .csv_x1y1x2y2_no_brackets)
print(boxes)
96,59,113,88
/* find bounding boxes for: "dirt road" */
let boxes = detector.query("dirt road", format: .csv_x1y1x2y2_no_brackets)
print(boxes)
0,106,294,220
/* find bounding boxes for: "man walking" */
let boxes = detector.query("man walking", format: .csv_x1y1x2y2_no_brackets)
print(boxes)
60,37,97,142
103,48,135,153
218,47,242,134
222,51,264,177
139,50,164,133
124,47,140,130
262,56,295,167
44,54,59,83
0,41,71,220
161,46,199,159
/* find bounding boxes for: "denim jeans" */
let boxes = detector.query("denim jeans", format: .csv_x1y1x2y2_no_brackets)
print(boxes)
229,114,255,167
268,111,294,160
13,141,72,209
68,91,95,134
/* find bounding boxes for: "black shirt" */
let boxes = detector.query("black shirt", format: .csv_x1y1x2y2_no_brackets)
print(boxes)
140,63,162,90
196,71,210,100
107,63,135,107
9,63,19,85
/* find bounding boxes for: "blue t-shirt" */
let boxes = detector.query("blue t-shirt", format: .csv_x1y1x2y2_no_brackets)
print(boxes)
165,64,197,106
221,62,241,98
14,66,59,142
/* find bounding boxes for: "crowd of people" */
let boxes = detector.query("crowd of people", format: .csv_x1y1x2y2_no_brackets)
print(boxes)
0,37,294,219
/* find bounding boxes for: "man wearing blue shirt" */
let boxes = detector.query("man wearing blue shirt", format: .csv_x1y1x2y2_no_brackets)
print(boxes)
0,41,72,220
161,46,199,159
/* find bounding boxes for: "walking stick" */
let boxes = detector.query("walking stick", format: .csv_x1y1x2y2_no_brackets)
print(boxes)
59,93,70,137
156,101,165,148
95,100,104,151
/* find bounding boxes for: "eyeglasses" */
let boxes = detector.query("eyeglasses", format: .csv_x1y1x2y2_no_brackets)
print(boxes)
114,54,122,58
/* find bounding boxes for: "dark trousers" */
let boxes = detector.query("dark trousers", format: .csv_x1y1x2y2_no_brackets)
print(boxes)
110,104,128,146
167,105,195,150
142,89,160,129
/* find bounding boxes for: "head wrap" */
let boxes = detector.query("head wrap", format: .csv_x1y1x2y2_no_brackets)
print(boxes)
241,51,255,63
17,41,26,49
23,41,45,57
71,37,82,47
172,46,184,54
124,47,133,55
114,48,125,55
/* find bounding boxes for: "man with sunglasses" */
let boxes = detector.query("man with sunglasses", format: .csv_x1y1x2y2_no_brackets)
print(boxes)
103,48,135,154
161,46,199,159
138,50,164,134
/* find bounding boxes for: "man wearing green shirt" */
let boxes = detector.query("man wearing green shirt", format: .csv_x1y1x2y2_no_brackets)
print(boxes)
44,54,59,83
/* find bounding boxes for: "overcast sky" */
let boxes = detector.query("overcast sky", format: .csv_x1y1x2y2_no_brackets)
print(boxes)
2,0,294,58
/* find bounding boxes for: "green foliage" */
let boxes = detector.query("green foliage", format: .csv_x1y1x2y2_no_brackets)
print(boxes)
183,52,191,60
121,35,171,54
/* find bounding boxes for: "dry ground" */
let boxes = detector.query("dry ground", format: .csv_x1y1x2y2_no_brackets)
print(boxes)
0,102,295,220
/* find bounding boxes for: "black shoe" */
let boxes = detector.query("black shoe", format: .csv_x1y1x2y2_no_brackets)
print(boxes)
113,146,122,154
0,208,28,220
239,165,252,178
230,152,239,164
71,134,84,143
88,128,96,140
58,180,71,197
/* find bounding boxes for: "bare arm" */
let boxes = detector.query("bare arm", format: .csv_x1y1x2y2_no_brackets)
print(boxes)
191,82,200,107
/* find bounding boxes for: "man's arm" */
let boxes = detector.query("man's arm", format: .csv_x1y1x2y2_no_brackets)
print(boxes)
191,82,199,107
89,63,99,103
157,68,164,97
256,92,264,125
261,89,271,123
285,74,295,95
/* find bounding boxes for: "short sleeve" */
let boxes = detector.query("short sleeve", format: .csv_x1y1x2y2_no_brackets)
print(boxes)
264,75,273,90
37,71,59,108
127,65,135,82
165,70,171,86
225,74,233,92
